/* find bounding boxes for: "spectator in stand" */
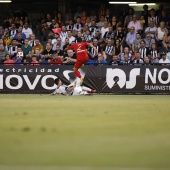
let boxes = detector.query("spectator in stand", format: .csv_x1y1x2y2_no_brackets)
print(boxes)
85,17,92,27
133,51,144,64
93,30,101,42
96,15,105,29
0,38,5,47
50,53,63,65
114,26,125,45
73,16,82,36
125,26,136,50
139,15,145,31
159,52,170,64
155,4,164,18
60,25,68,44
162,32,170,51
24,16,31,25
32,39,43,54
67,30,76,44
144,21,157,39
144,33,155,50
144,56,152,65
80,11,87,26
9,23,17,38
52,37,64,51
141,4,149,28
3,54,14,65
0,44,9,62
65,8,73,25
150,43,160,63
22,22,33,38
103,26,115,45
87,39,101,64
51,33,60,46
74,6,82,21
32,49,42,63
28,34,36,47
21,38,32,57
75,31,82,42
127,14,142,33
102,39,114,63
138,40,150,59
42,22,51,41
55,12,64,27
66,19,74,31
119,46,132,62
155,21,168,47
94,53,107,65
13,47,24,64
158,10,170,27
148,8,159,27
124,7,134,29
41,42,54,62
132,33,142,52
83,29,92,43
89,20,99,38
30,55,39,66
15,32,25,47
63,38,70,54
2,28,12,46
110,55,120,65
63,49,77,64
0,25,4,38
121,54,131,65
8,39,18,57
14,26,26,39
100,21,109,41
49,19,57,31
45,13,52,27
110,16,118,32
105,9,112,23
90,10,97,21
114,39,123,57
54,44,64,60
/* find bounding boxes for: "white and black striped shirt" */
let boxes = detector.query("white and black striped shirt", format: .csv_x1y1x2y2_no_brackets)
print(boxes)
104,45,114,55
88,45,100,57
83,33,92,42
139,48,148,59
66,25,73,31
8,46,18,55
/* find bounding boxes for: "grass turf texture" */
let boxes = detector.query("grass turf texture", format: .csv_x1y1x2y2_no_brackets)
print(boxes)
0,94,170,170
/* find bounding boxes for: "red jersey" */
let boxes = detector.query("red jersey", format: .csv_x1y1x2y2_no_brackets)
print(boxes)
68,42,89,60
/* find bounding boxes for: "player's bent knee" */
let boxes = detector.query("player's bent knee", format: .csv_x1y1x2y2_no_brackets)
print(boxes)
73,67,78,72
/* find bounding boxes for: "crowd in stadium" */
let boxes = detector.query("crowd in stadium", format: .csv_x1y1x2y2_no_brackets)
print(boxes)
0,4,170,65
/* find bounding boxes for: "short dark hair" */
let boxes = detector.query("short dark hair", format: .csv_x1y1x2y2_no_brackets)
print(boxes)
77,37,82,42
54,78,60,85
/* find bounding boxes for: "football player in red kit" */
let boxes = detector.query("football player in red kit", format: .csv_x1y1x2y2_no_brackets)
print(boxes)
68,37,98,84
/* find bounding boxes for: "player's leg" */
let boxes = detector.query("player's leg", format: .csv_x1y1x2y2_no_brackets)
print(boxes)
73,60,83,78
82,86,96,93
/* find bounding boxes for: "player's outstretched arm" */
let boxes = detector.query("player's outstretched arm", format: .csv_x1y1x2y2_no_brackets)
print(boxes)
67,81,77,92
87,43,98,54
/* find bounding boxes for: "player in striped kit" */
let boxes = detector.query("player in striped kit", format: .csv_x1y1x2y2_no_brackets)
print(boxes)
50,78,96,96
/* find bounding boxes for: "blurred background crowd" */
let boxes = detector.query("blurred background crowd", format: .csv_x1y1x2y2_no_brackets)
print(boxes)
0,1,170,65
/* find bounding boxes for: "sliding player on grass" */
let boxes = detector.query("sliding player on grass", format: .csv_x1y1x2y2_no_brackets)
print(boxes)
68,37,98,84
50,78,96,96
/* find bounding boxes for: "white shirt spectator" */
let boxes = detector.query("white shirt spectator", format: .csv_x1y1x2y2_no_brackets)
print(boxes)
159,58,170,64
22,27,33,38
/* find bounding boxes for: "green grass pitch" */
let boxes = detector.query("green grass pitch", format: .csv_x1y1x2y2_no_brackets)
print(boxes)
0,94,170,170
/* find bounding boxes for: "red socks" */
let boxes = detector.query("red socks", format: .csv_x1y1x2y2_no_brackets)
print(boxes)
74,70,81,78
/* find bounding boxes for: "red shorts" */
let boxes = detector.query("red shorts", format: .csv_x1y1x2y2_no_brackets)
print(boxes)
74,55,89,69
